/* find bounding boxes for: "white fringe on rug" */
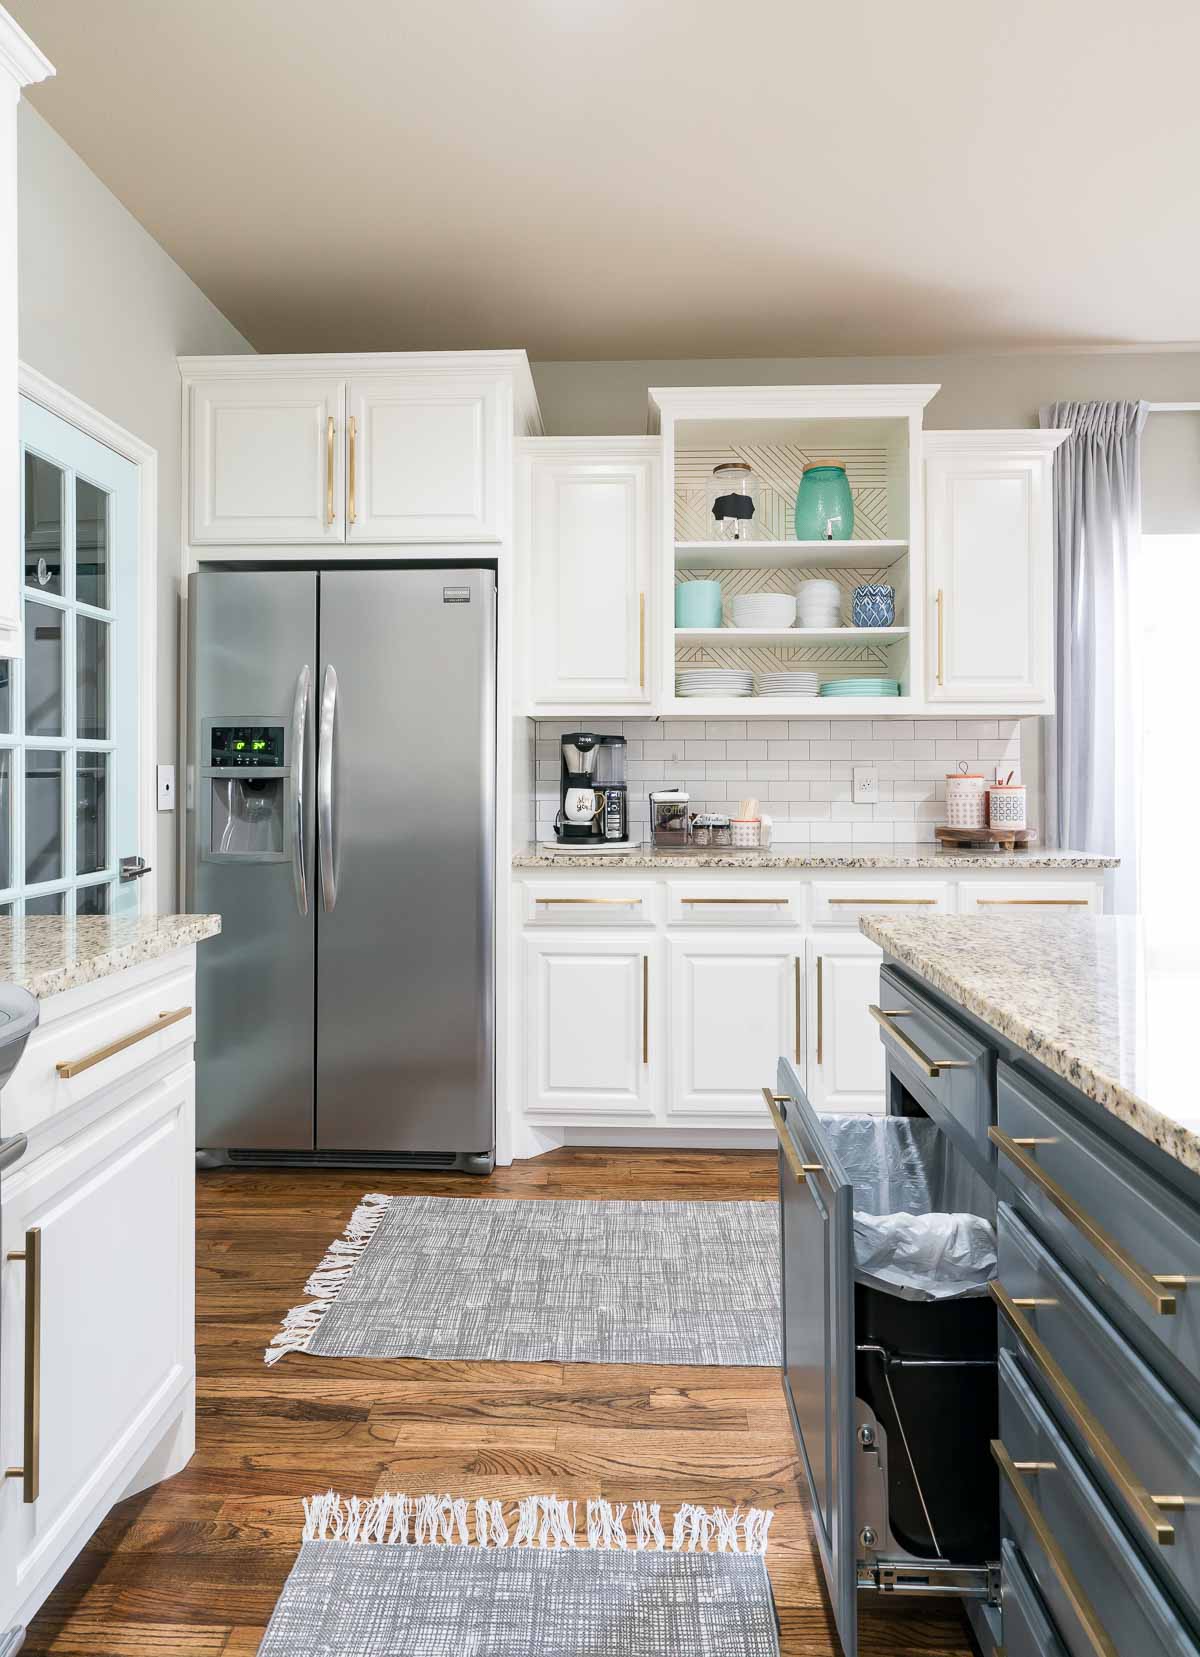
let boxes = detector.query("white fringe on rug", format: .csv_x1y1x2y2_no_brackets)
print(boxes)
302,1491,773,1555
265,1193,394,1366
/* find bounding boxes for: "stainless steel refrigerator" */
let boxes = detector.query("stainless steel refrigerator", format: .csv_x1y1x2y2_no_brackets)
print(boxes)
186,567,495,1173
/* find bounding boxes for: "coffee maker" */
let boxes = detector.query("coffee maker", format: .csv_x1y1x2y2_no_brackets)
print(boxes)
555,732,629,845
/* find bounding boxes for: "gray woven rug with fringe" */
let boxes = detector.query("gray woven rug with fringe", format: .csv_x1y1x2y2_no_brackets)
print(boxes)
266,1194,780,1367
259,1492,780,1656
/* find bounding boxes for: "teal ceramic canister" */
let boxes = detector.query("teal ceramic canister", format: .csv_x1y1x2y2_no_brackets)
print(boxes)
794,461,855,541
675,579,724,628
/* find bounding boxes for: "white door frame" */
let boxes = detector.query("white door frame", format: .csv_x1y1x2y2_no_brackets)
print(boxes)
18,363,159,913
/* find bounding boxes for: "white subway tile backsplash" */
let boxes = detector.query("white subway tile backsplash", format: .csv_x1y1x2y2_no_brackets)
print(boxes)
530,717,1032,847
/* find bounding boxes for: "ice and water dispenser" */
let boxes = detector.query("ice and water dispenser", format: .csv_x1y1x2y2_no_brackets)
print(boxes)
201,720,290,860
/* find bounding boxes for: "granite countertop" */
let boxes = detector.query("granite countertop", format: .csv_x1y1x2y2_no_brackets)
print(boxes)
0,913,222,998
859,912,1200,1174
514,843,1119,872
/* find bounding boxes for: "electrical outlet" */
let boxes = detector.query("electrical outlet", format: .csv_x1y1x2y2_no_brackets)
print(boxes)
156,764,176,812
853,766,879,804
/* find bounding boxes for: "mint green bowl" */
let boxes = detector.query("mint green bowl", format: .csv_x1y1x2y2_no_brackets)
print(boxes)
675,581,724,628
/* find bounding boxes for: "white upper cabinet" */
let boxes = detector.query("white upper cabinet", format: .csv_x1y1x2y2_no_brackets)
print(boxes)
523,438,657,707
189,376,345,544
923,431,1065,709
347,376,504,542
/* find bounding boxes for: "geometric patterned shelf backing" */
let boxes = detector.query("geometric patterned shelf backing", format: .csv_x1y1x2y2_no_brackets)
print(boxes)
675,567,900,670
675,440,892,543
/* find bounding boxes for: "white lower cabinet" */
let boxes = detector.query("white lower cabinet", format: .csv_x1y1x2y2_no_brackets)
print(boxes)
667,935,798,1119
524,934,660,1118
805,934,887,1115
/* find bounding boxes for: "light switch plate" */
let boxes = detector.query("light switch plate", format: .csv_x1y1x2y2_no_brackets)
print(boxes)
156,764,176,812
853,766,879,804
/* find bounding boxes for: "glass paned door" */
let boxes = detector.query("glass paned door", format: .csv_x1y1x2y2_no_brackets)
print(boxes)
11,398,140,916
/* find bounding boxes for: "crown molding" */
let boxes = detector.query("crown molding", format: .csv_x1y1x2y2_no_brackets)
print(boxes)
0,7,53,88
922,428,1070,453
647,384,941,425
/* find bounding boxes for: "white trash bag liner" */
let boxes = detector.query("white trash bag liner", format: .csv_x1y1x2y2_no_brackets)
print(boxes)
822,1114,996,1302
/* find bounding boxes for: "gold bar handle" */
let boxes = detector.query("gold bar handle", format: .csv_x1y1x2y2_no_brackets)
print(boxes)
990,1128,1182,1315
681,897,788,906
935,587,944,688
828,897,937,906
535,897,642,906
642,956,649,1065
975,899,1090,907
56,1007,192,1080
815,955,824,1066
761,1091,826,1183
6,1226,41,1503
868,1003,971,1078
348,414,358,525
794,958,801,1064
991,1439,1115,1657
325,415,335,527
639,593,646,690
991,1282,1183,1545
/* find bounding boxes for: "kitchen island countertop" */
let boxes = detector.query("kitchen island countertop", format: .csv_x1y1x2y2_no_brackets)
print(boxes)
859,911,1200,1175
514,842,1119,872
0,913,222,998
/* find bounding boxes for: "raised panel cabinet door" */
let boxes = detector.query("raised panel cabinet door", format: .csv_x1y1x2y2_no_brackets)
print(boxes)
528,454,653,705
668,934,797,1118
524,935,658,1118
347,377,504,542
189,376,345,544
925,443,1054,707
805,935,885,1114
0,1067,193,1618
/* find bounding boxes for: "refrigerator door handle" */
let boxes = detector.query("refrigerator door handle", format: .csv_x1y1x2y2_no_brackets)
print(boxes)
291,666,311,916
318,664,338,912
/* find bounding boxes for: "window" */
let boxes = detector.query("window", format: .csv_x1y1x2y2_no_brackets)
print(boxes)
8,399,139,917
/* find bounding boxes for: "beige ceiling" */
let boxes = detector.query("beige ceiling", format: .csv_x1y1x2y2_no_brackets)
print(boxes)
12,0,1200,359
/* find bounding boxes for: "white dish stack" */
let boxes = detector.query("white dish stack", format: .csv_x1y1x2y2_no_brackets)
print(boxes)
794,578,842,628
752,671,820,697
675,668,754,698
729,592,796,630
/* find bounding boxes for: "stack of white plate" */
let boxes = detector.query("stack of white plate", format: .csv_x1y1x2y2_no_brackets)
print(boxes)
752,671,820,697
729,592,796,629
795,578,842,629
676,668,753,698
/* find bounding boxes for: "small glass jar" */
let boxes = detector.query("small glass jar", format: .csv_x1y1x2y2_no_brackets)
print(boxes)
651,791,691,848
708,462,759,541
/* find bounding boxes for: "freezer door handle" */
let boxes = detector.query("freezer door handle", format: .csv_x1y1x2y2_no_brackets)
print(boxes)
318,664,338,912
291,665,311,916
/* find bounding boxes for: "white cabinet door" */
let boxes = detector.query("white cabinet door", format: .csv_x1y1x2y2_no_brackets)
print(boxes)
527,445,655,705
189,376,345,543
0,1067,193,1616
347,376,504,542
924,436,1057,707
806,935,885,1114
524,935,659,1118
668,934,798,1119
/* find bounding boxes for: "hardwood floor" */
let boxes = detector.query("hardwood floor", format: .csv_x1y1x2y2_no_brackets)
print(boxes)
25,1149,976,1654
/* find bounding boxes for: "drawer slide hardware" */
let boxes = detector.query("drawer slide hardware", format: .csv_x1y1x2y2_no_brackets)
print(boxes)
992,1438,1115,1656
868,1005,972,1078
762,1090,825,1182
55,1006,192,1080
990,1128,1186,1315
5,1227,41,1503
992,1281,1188,1545
856,1559,999,1602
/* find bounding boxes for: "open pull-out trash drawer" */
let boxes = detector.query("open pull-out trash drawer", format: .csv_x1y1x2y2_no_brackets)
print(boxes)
769,1058,1001,1657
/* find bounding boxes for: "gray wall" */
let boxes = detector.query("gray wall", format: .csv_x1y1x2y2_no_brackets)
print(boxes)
16,104,253,908
531,353,1200,532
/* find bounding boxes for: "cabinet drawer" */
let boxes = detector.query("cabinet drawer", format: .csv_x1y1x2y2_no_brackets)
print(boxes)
809,881,951,927
995,1064,1200,1407
876,965,993,1174
666,880,803,927
997,1204,1200,1615
1001,1538,1070,1657
958,881,1100,914
998,1352,1196,1657
522,881,658,926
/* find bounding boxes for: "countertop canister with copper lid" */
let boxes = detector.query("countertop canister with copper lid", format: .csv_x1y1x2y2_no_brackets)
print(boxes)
945,764,987,829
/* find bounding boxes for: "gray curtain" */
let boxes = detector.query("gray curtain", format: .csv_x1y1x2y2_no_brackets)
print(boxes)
1039,400,1147,912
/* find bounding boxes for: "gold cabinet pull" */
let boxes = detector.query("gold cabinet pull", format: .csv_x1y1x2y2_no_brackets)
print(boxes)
991,1282,1185,1545
794,958,801,1064
56,1007,191,1080
992,1439,1115,1657
5,1226,41,1503
681,897,788,906
325,415,335,526
348,414,358,525
828,897,937,906
762,1091,826,1183
535,897,641,906
990,1128,1183,1315
975,899,1090,907
639,593,646,690
935,587,944,687
868,1003,971,1078
642,956,649,1064
815,955,824,1066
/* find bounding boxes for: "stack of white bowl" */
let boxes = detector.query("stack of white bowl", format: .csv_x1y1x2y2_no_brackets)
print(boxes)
794,578,842,629
729,592,796,630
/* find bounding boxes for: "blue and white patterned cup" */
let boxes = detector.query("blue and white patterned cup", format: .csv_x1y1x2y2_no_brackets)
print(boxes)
851,584,895,627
